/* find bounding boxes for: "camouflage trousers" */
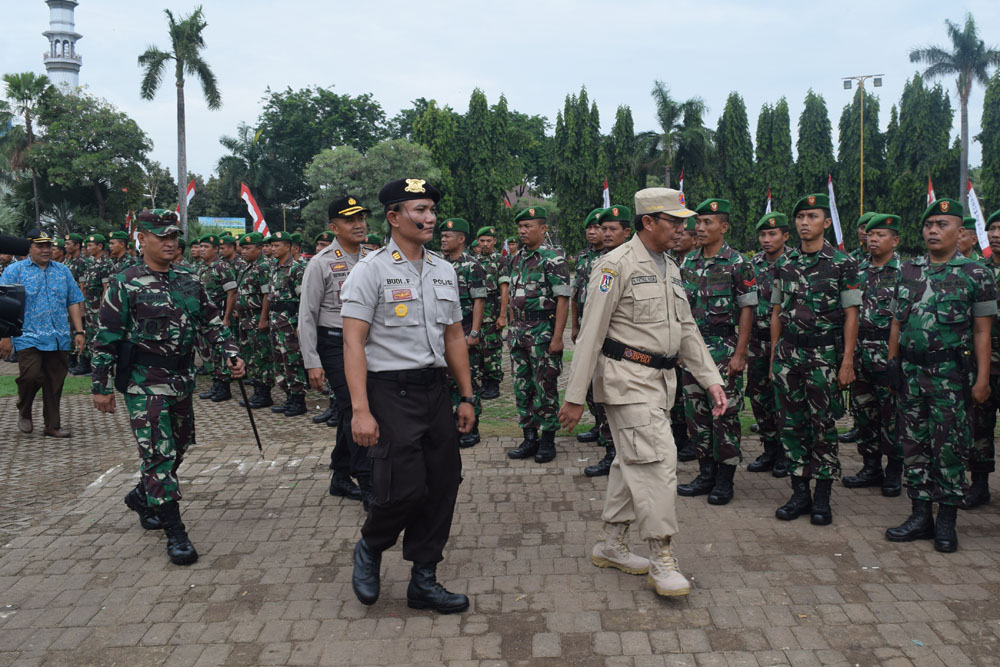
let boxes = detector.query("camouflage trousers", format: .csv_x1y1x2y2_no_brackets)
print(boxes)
853,356,899,460
772,340,843,480
969,372,1000,474
239,322,274,387
584,383,612,447
125,392,195,507
682,340,744,465
84,296,102,358
269,313,306,394
479,326,504,385
448,335,482,418
899,361,971,504
195,332,215,374
747,333,779,448
510,342,562,432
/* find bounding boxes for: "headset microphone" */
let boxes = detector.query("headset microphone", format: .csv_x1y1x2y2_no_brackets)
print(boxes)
414,221,424,230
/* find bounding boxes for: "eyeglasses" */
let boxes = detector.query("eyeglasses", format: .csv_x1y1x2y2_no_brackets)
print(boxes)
651,213,686,226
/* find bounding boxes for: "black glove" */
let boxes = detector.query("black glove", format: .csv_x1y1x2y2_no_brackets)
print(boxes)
887,357,903,391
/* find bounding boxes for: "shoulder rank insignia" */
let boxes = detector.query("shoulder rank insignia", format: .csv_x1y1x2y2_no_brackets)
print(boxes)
391,250,402,261
334,249,343,257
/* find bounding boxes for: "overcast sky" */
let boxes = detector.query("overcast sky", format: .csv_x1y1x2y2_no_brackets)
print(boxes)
3,0,998,198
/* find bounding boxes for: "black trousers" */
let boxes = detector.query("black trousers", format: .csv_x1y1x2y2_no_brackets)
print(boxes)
316,329,370,484
361,372,462,563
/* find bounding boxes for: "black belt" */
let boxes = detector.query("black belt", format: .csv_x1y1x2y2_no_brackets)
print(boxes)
858,329,890,343
317,326,343,338
133,350,193,372
699,324,736,337
368,367,445,385
601,338,677,370
751,327,770,341
782,332,837,348
901,347,969,367
521,310,555,323
270,302,298,314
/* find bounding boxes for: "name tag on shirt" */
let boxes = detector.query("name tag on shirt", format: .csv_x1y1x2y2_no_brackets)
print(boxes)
632,275,657,285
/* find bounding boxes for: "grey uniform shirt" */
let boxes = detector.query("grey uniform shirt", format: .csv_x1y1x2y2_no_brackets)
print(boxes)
298,239,369,369
341,236,463,372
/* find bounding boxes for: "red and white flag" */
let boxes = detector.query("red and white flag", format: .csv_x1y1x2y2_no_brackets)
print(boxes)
175,179,196,213
927,177,936,206
501,239,510,257
827,175,844,250
240,183,268,236
125,210,139,249
765,188,772,214
678,168,684,194
602,178,610,208
968,179,992,258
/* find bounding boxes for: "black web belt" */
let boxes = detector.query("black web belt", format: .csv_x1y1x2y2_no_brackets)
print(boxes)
521,310,555,323
270,302,298,314
858,328,890,343
133,350,193,371
782,332,837,348
901,347,969,366
368,367,445,385
699,324,736,337
601,338,677,370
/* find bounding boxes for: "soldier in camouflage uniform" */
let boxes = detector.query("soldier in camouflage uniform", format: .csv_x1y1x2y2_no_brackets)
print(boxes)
63,233,91,374
668,216,699,461
314,230,334,253
107,231,133,278
91,211,245,565
220,234,248,272
439,218,487,447
677,199,757,505
770,193,861,526
264,230,308,416
840,212,877,445
235,232,275,409
475,226,504,399
885,199,996,552
503,206,571,463
746,212,790,477
841,214,904,496
958,217,983,261
79,233,111,376
196,235,238,402
572,208,606,446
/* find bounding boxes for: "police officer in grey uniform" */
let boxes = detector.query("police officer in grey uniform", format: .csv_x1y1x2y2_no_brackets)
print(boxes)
342,178,474,614
300,195,372,505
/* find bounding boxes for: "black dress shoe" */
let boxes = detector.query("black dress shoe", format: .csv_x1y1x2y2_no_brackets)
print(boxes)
459,429,480,448
313,406,336,424
407,563,469,614
480,382,500,400
330,473,363,500
352,539,381,605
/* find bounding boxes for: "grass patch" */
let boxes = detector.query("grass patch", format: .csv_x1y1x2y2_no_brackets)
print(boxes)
0,373,93,397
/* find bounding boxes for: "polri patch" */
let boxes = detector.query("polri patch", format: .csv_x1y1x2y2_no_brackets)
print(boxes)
631,275,657,285
330,262,348,272
392,288,413,301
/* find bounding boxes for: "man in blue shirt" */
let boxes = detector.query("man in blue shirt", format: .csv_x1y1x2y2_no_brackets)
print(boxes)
0,229,85,436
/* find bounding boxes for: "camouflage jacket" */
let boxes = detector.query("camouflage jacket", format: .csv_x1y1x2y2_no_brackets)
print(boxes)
477,252,502,325
668,248,693,267
236,256,271,328
198,259,237,312
572,246,603,312
984,259,1000,373
681,243,758,348
81,256,111,300
64,255,90,282
855,254,901,370
91,263,238,396
894,252,997,358
268,257,304,320
446,250,487,325
224,255,248,275
749,249,785,330
107,254,133,283
771,242,861,337
849,247,867,263
506,245,572,346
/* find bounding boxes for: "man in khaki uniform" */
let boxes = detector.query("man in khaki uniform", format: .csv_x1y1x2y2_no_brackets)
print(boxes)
558,188,725,597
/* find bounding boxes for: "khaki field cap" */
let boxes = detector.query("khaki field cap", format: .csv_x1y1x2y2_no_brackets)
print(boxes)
634,188,696,218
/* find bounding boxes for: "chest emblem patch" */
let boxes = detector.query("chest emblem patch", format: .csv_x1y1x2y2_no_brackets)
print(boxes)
392,289,412,301
394,303,408,317
330,262,348,272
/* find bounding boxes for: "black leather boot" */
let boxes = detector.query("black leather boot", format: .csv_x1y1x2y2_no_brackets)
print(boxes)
673,422,696,462
406,562,469,614
123,485,162,530
810,479,833,525
775,476,812,521
707,463,736,505
677,458,717,497
283,393,307,417
271,392,291,413
459,418,481,448
507,428,539,459
313,401,336,424
962,471,991,509
934,504,959,552
352,538,381,605
480,381,500,400
772,448,790,478
199,380,219,400
842,455,883,488
584,446,615,477
576,425,600,443
885,498,934,541
326,408,340,427
838,426,858,443
248,382,274,409
881,457,903,497
359,480,375,512
211,381,232,402
72,357,92,376
330,473,363,500
157,501,198,565
747,440,778,473
534,430,557,463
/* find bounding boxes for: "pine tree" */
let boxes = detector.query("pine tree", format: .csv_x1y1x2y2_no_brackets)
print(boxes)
412,100,459,216
715,92,755,249
606,105,640,204
769,99,794,216
550,87,603,254
836,87,887,245
978,72,1000,213
795,90,835,196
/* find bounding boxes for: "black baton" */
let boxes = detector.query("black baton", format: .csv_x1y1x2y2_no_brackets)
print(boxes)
231,357,264,458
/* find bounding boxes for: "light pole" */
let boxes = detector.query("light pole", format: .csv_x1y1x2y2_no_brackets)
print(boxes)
842,74,884,215
280,197,307,232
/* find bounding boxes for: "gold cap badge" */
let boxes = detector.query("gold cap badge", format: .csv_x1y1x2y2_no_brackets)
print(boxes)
940,201,950,212
529,208,535,216
807,195,816,205
710,202,718,212
348,197,356,205
612,207,619,216
404,179,426,194
446,220,454,228
769,218,775,227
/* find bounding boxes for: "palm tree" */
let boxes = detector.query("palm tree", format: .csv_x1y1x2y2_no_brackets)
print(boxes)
637,81,710,189
3,72,52,224
910,13,1000,207
138,5,221,236
217,123,279,205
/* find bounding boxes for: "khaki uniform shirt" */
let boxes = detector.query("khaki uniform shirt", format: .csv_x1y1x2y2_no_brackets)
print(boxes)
565,234,723,406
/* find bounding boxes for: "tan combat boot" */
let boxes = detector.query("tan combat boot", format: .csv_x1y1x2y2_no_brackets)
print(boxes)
646,537,690,596
591,522,650,574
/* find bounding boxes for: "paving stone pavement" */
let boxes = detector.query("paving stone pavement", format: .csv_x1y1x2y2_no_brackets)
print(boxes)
2,376,1000,665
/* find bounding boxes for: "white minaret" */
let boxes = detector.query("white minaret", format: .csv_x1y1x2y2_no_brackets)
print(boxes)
42,0,82,91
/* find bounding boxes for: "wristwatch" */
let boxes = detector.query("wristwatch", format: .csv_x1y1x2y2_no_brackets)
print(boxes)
468,330,480,338
459,396,476,405
72,330,85,336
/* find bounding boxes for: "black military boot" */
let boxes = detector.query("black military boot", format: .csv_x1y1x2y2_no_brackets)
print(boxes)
199,380,220,400
211,381,232,402
962,472,991,509
707,464,736,505
576,425,600,443
772,455,789,478
157,501,198,565
810,479,834,525
881,457,903,497
72,356,92,376
271,392,291,413
885,498,934,541
352,538,382,605
359,479,376,512
459,418,481,448
535,430,557,463
838,426,858,443
326,408,340,427
406,562,470,614
842,455,884,488
775,476,812,521
283,393,307,417
480,381,500,400
67,355,79,375
313,399,336,424
747,440,779,473
249,383,273,409
584,446,615,477
673,422,696,462
123,485,162,531
934,504,959,552
330,472,363,500
677,458,717,497
507,428,539,459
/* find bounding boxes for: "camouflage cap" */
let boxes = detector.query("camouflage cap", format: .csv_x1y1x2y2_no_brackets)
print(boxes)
514,206,547,223
136,210,181,237
85,233,106,245
599,205,632,224
792,193,831,216
864,213,901,233
695,199,731,215
921,198,964,221
584,208,605,228
476,225,497,238
755,212,789,232
962,216,977,231
634,188,694,217
439,218,470,234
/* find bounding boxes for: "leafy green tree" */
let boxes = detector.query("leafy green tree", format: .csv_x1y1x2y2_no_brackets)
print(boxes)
638,81,708,190
389,98,431,140
715,92,754,248
3,72,53,223
910,13,1000,207
140,161,176,210
836,87,887,237
550,87,603,254
506,111,551,197
795,90,835,195
412,100,460,216
138,5,222,236
605,105,640,203
977,72,1000,212
755,99,794,217
216,123,287,224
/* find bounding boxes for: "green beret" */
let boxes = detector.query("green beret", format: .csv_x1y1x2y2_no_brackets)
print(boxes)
178,238,187,249
962,217,977,231
241,232,264,245
365,233,383,246
857,211,876,228
921,198,964,221
756,212,789,232
220,234,237,245
471,239,479,247
314,230,334,244
792,193,831,216
290,233,302,245
599,205,632,224
514,206,547,223
108,231,129,241
86,233,106,245
683,218,697,232
200,234,221,246
987,210,1000,227
270,230,293,244
476,226,497,238
584,208,605,227
695,199,731,215
865,214,901,233
66,233,84,243
439,218,471,234
54,238,65,248
507,236,518,243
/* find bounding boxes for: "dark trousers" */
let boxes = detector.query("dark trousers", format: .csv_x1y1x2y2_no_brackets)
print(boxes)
316,329,369,483
16,348,69,429
361,372,462,563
